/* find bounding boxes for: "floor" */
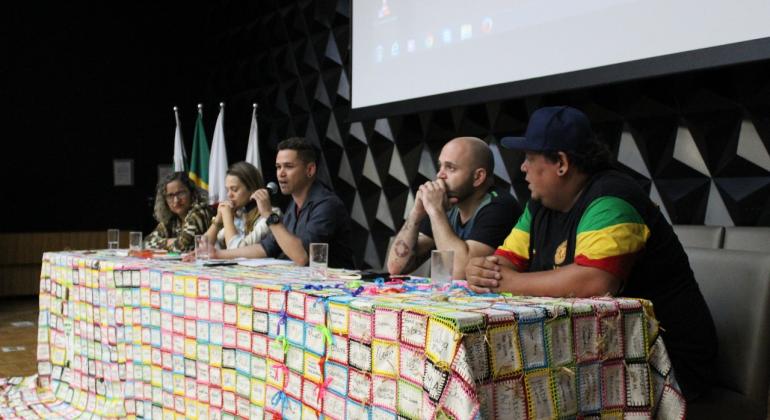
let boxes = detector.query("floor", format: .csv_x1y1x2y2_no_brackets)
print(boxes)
0,296,38,377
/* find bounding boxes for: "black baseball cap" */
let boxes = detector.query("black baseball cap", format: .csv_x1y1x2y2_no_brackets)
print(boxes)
500,106,592,153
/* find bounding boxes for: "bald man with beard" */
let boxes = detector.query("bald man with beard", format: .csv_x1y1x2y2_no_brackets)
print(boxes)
387,137,521,279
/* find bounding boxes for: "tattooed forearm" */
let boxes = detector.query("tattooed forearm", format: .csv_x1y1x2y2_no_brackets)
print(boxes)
387,216,421,273
400,219,417,233
394,239,411,258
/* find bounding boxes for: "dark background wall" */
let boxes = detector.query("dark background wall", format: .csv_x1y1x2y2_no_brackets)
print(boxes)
4,1,215,232
5,0,770,268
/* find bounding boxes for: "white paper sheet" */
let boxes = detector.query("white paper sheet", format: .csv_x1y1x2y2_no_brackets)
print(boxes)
236,258,295,267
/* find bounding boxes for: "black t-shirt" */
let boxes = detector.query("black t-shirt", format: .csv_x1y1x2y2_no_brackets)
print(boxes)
525,170,717,401
419,186,521,248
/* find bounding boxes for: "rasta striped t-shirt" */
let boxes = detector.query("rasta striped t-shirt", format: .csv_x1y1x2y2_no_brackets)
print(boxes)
495,170,717,401
495,195,650,279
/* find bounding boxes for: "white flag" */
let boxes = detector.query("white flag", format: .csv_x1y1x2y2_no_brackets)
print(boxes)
245,103,261,172
172,107,186,172
208,103,229,204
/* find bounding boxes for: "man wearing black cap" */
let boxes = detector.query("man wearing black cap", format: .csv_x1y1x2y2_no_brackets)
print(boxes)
466,106,717,401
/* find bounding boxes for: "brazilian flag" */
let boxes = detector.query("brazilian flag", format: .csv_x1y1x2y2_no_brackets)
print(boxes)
188,107,210,190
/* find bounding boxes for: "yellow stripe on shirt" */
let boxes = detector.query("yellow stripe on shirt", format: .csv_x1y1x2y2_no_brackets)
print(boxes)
498,227,530,260
575,222,650,260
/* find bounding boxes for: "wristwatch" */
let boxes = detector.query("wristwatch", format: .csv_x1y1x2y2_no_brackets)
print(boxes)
266,213,281,226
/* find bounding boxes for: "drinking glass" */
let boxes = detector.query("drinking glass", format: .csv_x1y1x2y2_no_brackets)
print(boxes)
195,235,210,261
129,231,143,250
430,250,454,290
107,229,120,249
309,243,329,280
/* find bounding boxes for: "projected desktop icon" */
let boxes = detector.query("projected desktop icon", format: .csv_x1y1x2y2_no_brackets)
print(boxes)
460,24,472,40
375,45,384,62
378,0,391,18
407,39,416,53
391,41,400,56
424,34,435,48
442,28,452,44
481,17,493,34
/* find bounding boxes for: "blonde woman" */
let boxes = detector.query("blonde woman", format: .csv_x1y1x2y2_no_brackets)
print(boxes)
204,161,280,250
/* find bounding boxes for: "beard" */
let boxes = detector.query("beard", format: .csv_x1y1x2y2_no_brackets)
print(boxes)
446,178,476,204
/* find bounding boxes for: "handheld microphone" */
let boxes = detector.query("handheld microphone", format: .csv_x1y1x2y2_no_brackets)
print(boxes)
266,181,279,196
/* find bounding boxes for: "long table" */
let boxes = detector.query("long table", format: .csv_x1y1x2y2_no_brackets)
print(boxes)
0,251,685,419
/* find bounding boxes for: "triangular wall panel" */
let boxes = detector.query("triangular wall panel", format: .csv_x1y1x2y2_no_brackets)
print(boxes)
204,1,770,267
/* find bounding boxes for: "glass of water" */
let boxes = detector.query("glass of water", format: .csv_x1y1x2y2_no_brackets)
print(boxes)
195,235,210,261
309,243,329,280
431,249,454,290
107,229,120,249
129,231,143,250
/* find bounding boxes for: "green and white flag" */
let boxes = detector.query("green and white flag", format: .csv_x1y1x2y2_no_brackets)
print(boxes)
189,104,210,189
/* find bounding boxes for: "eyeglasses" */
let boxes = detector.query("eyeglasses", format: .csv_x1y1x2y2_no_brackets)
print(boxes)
165,190,189,201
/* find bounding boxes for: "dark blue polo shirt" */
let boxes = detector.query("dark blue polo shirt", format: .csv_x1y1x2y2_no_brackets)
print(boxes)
260,181,354,268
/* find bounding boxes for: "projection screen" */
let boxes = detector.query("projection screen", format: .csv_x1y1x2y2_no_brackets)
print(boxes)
351,0,770,119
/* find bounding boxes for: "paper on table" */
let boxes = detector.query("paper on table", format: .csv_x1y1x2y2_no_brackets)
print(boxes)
236,258,294,267
327,268,361,280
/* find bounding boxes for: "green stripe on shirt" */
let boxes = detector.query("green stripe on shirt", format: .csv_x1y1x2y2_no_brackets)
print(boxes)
576,196,645,234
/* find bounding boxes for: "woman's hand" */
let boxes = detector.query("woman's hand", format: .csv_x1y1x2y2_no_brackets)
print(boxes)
217,201,234,222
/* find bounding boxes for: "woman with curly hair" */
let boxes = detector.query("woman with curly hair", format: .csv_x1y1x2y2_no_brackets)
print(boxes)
145,172,213,252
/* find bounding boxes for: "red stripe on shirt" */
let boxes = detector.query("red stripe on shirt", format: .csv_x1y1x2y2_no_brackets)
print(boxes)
574,252,637,279
494,249,529,272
